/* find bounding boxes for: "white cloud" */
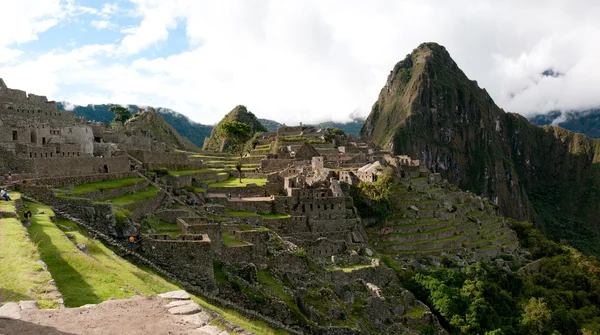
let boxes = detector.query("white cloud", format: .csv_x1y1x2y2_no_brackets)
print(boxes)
90,20,115,30
3,0,600,125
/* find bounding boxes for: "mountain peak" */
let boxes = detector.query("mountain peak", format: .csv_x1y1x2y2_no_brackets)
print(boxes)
202,105,267,151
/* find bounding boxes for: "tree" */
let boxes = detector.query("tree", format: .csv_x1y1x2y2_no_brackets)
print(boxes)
219,121,253,183
522,297,551,335
109,106,132,126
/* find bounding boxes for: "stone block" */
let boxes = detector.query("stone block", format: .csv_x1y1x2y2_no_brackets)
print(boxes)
159,290,191,300
0,302,21,319
18,301,38,310
168,301,202,315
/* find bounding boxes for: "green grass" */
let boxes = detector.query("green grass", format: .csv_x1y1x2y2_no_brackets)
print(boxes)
191,295,290,335
222,232,248,247
0,195,57,308
327,264,375,273
240,224,270,232
403,307,427,319
257,270,307,323
226,210,259,217
169,169,214,177
154,220,182,238
0,191,20,212
25,201,180,307
259,213,291,219
209,176,267,187
66,178,145,195
101,185,160,206
226,210,290,219
213,260,229,284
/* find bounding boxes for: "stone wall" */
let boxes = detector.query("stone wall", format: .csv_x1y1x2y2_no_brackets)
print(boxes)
166,171,217,187
122,190,166,221
142,234,215,291
19,171,138,187
177,219,223,256
296,238,347,258
31,156,129,178
73,181,149,201
221,244,255,264
155,209,198,224
128,150,204,171
20,187,138,238
209,186,268,197
235,230,268,260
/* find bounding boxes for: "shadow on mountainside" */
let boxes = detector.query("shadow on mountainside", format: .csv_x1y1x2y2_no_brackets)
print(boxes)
0,318,77,335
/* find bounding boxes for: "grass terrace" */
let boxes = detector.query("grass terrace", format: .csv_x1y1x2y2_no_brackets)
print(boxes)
24,202,179,307
99,185,160,206
209,176,267,187
168,169,216,177
226,209,290,219
0,191,20,212
0,194,57,308
222,232,248,247
62,178,145,195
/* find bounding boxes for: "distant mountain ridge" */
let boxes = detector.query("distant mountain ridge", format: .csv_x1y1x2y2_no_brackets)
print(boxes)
59,102,366,147
57,102,213,148
258,118,365,136
529,109,600,138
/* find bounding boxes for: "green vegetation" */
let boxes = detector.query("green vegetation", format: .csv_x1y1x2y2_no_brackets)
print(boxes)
350,166,395,220
168,169,214,176
109,105,132,126
219,120,254,183
257,269,307,323
0,195,57,308
209,176,267,187
222,232,248,247
65,178,145,195
100,185,159,206
25,202,179,307
401,220,600,335
327,264,375,273
0,191,20,212
226,209,290,219
191,295,289,335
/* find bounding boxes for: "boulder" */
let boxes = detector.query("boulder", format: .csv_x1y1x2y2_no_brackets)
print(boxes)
77,243,90,254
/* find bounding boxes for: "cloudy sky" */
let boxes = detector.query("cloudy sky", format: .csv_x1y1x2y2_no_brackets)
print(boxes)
1,0,599,125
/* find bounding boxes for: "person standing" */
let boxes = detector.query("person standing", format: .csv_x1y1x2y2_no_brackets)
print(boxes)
129,236,135,250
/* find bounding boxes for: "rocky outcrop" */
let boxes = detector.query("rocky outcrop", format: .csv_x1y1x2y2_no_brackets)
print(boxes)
360,42,600,254
203,105,267,152
126,108,200,151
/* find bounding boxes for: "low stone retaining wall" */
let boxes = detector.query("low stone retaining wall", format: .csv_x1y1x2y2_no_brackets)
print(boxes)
209,186,268,197
122,190,166,221
19,171,138,187
73,181,149,201
166,171,219,187
221,245,255,263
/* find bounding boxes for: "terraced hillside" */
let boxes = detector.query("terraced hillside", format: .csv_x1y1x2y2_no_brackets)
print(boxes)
366,175,518,259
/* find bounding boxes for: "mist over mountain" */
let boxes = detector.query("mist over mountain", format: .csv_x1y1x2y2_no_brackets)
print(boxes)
529,109,600,138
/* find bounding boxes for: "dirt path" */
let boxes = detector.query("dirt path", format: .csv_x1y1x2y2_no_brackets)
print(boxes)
0,295,220,335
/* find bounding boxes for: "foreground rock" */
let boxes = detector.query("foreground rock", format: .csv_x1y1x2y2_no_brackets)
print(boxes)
0,292,241,335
